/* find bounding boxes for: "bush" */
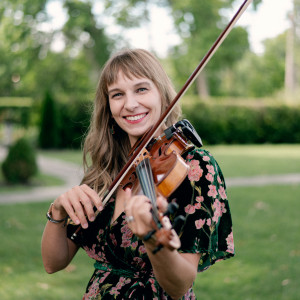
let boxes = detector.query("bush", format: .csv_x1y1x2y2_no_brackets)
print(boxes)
183,100,300,144
38,91,61,149
2,138,38,184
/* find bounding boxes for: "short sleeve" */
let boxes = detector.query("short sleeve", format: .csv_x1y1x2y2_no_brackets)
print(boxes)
170,148,234,272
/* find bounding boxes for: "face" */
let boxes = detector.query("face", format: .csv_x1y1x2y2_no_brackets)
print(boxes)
108,71,162,147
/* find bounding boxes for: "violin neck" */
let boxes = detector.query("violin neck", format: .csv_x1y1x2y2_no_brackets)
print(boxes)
136,158,160,225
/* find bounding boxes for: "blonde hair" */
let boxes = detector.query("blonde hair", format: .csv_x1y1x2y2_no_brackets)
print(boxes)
81,49,181,196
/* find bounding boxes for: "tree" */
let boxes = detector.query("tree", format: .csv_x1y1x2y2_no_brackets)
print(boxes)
103,0,261,97
0,0,112,100
38,91,60,149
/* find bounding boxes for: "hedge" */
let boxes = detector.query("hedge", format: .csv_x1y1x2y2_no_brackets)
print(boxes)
182,101,300,144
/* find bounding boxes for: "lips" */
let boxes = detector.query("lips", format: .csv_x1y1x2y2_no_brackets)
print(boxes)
124,113,147,122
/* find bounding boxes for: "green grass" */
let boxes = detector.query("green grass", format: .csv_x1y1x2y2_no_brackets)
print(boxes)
206,144,300,177
194,184,300,300
39,150,83,165
1,184,299,299
0,171,64,194
0,145,300,299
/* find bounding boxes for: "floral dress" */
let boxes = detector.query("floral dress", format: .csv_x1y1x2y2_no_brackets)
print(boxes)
67,148,235,299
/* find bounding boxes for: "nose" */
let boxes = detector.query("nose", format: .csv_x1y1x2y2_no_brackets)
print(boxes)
124,94,138,111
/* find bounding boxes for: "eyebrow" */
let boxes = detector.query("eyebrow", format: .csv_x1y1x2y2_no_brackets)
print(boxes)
108,81,152,95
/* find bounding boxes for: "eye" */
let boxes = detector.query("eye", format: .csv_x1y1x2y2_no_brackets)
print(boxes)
111,92,122,99
136,87,147,93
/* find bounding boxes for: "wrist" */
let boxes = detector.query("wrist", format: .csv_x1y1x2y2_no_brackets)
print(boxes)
46,203,68,224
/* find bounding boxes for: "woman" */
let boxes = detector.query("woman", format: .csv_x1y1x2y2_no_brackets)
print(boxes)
41,49,234,299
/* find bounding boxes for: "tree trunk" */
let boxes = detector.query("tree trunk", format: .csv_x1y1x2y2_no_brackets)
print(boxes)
196,71,209,100
285,11,296,95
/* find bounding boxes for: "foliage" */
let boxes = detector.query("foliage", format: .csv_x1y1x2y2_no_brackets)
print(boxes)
183,99,300,144
57,100,91,149
0,0,112,101
38,91,60,149
221,33,286,97
1,137,38,183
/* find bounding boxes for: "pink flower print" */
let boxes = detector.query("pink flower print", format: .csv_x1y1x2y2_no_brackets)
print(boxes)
206,164,215,175
195,219,205,229
203,155,210,161
186,153,194,160
206,218,211,226
196,196,204,203
194,202,201,209
84,280,100,299
185,204,196,214
217,176,222,184
212,199,227,222
121,239,131,248
149,278,158,293
226,231,234,254
99,271,110,284
218,186,227,200
208,184,218,198
139,245,147,254
133,257,146,269
109,233,117,246
109,287,120,296
187,160,203,182
83,244,102,260
205,173,214,182
131,241,138,249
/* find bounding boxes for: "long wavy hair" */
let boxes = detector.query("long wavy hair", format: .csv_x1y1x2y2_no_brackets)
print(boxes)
81,49,182,196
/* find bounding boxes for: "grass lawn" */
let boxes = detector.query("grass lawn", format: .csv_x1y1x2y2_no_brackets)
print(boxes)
0,144,299,299
0,184,299,299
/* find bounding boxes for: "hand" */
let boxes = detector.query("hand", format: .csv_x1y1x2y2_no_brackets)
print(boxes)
123,188,168,238
52,184,103,229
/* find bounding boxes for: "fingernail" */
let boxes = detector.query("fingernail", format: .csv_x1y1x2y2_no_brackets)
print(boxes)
75,219,80,225
82,223,88,229
90,216,95,222
98,206,103,211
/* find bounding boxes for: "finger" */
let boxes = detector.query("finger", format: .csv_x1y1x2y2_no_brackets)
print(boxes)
123,188,132,214
81,184,103,211
156,195,168,213
68,187,90,229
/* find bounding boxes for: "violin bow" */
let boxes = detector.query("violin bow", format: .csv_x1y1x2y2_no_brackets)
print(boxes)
100,0,253,206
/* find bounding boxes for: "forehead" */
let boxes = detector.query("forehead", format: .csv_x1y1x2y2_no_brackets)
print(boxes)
107,70,151,88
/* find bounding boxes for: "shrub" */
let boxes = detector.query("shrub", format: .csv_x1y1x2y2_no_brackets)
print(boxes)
38,91,61,149
183,100,300,144
2,138,38,184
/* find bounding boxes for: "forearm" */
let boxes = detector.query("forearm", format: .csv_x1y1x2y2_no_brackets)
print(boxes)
145,241,198,299
41,209,77,273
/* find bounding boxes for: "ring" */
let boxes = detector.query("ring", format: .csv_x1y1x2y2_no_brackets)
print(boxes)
126,216,134,223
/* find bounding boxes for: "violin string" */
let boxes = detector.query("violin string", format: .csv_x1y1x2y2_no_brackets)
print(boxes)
136,158,160,226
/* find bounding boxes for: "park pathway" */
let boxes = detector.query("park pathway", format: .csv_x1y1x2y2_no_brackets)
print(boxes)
0,147,300,204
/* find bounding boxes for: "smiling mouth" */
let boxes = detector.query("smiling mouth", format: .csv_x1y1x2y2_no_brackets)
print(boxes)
125,113,147,121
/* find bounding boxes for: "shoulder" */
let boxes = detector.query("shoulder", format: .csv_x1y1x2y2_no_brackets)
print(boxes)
184,147,225,185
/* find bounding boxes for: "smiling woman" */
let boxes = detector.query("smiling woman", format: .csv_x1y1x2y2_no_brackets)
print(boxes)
41,48,234,300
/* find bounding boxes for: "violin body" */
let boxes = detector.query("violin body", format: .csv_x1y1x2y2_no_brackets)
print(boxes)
120,120,197,198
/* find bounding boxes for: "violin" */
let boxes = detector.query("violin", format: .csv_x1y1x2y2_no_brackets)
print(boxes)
120,120,202,253
71,0,253,250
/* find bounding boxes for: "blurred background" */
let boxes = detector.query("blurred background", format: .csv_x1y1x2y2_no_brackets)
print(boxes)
0,0,300,299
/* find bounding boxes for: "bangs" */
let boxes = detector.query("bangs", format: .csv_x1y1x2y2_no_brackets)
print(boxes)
102,50,158,93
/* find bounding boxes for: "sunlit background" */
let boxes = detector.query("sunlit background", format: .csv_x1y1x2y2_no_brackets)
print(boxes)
0,0,300,299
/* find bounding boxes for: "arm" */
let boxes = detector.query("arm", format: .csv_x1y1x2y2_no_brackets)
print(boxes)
41,184,103,273
145,243,200,299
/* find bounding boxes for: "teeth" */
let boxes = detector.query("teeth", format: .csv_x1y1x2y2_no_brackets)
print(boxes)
126,113,146,121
